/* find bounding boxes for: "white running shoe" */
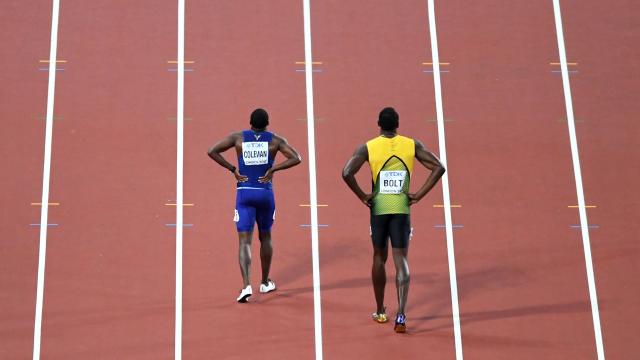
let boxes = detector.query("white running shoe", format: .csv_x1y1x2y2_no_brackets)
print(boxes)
237,285,252,303
259,279,276,293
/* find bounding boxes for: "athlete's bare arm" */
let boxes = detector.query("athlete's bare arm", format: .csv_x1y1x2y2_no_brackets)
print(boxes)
408,140,445,204
258,134,302,183
342,144,373,207
207,132,248,182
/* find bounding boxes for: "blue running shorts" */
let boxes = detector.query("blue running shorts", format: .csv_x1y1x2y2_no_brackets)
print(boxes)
235,188,275,232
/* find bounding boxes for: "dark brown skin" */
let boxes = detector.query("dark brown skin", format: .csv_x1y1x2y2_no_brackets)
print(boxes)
341,128,445,317
341,129,446,207
207,126,302,289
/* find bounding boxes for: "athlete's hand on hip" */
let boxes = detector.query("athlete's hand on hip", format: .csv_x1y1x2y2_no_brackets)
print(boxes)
361,193,374,208
408,193,420,205
234,169,248,182
258,169,274,183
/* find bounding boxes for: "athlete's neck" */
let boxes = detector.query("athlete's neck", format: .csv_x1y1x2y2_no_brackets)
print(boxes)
380,130,397,138
251,127,267,133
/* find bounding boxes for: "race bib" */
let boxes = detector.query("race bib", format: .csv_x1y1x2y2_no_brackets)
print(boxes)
379,170,407,194
242,142,269,165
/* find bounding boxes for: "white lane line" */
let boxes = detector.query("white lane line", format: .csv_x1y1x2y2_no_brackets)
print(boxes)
175,0,185,359
427,1,464,359
301,0,323,359
33,0,61,358
552,1,605,358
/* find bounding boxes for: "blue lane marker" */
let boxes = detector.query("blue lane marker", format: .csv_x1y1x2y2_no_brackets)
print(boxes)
299,224,329,227
434,224,463,229
570,224,599,229
295,69,323,73
423,70,450,73
167,68,195,72
38,68,65,71
29,224,59,227
165,223,194,227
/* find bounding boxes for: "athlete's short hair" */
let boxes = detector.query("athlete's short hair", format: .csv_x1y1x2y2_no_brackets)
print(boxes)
250,108,269,130
378,107,399,131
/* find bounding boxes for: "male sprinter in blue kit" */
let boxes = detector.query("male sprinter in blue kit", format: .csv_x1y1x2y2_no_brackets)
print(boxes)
342,107,445,332
208,108,302,302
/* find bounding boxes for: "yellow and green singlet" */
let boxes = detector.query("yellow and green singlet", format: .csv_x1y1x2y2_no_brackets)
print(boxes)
366,135,415,215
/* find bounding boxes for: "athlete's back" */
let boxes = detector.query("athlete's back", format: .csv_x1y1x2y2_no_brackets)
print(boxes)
237,129,275,189
366,134,415,215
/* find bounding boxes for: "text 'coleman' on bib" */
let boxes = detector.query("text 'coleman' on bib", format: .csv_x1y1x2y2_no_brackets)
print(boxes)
242,142,269,165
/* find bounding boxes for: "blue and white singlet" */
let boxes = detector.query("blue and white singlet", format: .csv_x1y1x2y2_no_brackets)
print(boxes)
234,129,276,232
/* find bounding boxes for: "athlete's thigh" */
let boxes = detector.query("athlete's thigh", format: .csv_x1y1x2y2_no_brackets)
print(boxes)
255,190,275,232
370,213,391,249
235,190,257,232
388,214,411,249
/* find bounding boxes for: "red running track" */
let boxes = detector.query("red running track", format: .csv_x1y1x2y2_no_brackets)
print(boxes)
183,1,315,359
561,1,640,358
6,1,179,358
1,0,638,359
437,2,598,358
311,1,454,359
0,2,52,357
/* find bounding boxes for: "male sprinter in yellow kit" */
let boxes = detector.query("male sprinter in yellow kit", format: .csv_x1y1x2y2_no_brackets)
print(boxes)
342,107,445,332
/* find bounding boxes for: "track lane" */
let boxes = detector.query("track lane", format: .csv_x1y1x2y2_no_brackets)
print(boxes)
182,2,315,358
436,1,599,358
38,1,177,358
0,2,53,358
2,2,636,359
311,1,456,358
561,0,640,357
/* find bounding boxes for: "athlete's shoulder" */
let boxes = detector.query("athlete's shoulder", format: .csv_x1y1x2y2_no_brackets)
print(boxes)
366,135,383,145
230,131,244,140
222,131,243,141
411,138,426,148
270,132,289,143
397,134,416,143
353,142,368,157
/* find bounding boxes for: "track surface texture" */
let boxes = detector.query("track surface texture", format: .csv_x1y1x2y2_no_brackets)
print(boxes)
1,0,638,359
